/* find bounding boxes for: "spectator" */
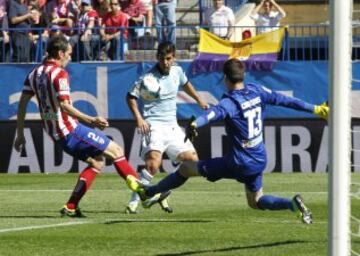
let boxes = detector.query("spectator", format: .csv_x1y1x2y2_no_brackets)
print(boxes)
70,0,100,60
93,0,110,18
28,0,50,61
8,0,39,62
250,0,286,34
203,0,235,40
154,0,176,44
99,0,128,60
120,0,146,39
0,0,10,62
46,0,77,35
139,0,153,34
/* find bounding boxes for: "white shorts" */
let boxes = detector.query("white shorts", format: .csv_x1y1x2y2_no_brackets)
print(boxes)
141,124,195,161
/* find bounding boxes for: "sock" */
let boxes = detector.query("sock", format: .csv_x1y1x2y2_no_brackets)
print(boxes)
257,195,293,211
67,167,99,209
146,171,187,197
113,156,139,180
129,169,153,205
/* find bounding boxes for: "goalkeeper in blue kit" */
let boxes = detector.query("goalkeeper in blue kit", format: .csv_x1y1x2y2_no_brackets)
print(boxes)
127,58,329,224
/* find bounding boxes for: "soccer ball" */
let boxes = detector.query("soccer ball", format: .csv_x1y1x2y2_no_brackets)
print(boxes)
140,74,161,101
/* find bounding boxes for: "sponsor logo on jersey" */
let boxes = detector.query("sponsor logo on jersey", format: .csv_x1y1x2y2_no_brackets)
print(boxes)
59,78,69,91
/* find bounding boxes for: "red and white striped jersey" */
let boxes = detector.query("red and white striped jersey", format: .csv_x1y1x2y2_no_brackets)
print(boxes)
22,60,78,141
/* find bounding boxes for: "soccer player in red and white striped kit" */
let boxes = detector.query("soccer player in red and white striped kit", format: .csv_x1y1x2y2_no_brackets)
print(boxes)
14,35,166,217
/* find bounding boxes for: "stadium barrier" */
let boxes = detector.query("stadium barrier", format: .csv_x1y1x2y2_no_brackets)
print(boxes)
1,25,359,63
0,61,342,120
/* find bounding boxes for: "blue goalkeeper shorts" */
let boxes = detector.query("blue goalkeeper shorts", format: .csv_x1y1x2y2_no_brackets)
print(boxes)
58,123,110,161
197,157,263,192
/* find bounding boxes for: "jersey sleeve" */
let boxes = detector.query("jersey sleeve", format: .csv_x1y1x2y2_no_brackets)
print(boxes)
259,85,314,113
195,98,236,128
128,77,142,99
22,72,35,96
179,66,188,86
53,70,71,101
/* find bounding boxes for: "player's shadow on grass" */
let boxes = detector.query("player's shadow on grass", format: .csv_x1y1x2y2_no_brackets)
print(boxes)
104,220,214,224
156,240,307,256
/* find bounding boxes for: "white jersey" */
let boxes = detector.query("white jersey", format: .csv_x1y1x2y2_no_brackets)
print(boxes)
129,63,188,125
250,11,285,34
204,5,235,38
22,60,78,141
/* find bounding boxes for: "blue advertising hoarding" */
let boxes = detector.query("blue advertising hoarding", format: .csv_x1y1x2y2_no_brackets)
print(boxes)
0,61,359,120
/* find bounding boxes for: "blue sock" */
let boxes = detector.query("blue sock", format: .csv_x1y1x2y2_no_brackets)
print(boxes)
146,171,188,197
257,195,293,211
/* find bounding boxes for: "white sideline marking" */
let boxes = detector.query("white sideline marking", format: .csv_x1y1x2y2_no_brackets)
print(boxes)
0,221,90,234
0,217,327,235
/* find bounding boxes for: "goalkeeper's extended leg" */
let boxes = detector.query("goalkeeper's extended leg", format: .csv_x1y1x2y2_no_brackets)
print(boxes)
247,188,313,224
145,169,188,198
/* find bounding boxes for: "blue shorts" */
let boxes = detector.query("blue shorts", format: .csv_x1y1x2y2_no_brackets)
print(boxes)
58,123,111,161
197,157,263,192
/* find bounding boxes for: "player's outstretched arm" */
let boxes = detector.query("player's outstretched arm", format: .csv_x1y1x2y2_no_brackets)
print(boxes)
60,100,109,130
126,93,150,135
183,82,209,110
14,93,32,152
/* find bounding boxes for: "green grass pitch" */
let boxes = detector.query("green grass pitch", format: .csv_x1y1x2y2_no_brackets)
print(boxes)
0,173,359,256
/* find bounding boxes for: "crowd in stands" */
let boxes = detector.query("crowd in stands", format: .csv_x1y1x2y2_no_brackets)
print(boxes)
0,0,285,62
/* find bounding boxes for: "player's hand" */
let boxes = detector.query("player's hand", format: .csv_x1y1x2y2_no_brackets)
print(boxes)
136,118,150,135
184,116,198,142
314,101,329,120
198,99,209,110
93,116,109,130
14,134,26,152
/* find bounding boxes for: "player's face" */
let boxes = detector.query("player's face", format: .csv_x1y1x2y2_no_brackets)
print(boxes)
60,45,72,67
157,53,175,75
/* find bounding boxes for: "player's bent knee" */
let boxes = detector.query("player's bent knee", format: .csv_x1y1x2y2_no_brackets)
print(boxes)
178,161,199,177
87,157,104,170
104,141,124,160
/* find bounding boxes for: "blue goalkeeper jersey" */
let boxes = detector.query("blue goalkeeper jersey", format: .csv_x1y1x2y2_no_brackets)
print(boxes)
195,83,315,175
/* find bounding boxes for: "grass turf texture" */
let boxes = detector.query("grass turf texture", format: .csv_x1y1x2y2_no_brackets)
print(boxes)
0,173,359,256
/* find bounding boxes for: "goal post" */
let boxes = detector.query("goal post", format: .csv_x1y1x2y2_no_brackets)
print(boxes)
328,0,353,255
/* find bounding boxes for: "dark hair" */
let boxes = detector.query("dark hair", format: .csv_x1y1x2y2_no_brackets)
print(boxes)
46,36,69,59
157,42,176,58
223,58,245,83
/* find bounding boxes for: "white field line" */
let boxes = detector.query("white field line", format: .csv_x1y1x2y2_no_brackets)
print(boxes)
0,221,90,234
0,217,327,235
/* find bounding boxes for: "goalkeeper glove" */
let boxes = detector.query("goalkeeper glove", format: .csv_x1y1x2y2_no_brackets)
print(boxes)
314,101,329,120
184,116,198,142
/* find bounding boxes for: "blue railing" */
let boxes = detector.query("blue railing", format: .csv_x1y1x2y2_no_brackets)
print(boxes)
0,24,359,63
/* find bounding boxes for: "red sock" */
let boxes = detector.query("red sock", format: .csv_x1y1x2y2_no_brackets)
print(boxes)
66,167,99,209
113,156,139,180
